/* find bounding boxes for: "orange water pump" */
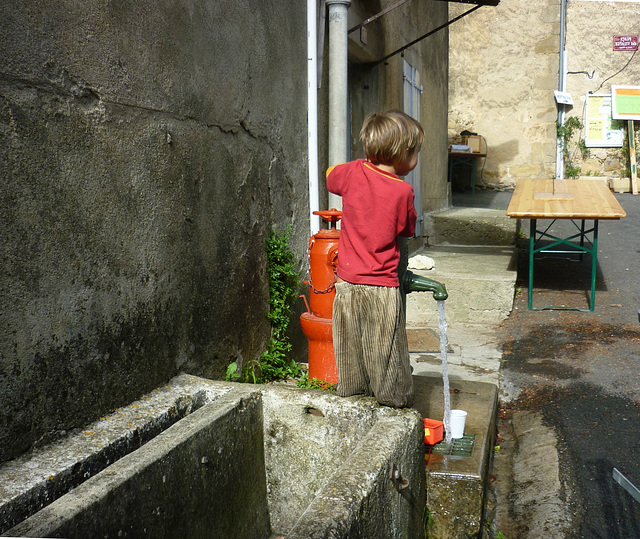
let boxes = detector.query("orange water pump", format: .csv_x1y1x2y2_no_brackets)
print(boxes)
305,209,341,318
300,209,341,383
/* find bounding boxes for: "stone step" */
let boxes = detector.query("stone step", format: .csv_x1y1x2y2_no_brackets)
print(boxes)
405,245,517,327
423,207,519,246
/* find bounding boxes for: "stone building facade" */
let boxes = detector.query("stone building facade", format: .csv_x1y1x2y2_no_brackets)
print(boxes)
449,0,640,189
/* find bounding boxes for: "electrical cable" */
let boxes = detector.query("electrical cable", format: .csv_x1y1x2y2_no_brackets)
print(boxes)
567,70,595,79
591,48,639,94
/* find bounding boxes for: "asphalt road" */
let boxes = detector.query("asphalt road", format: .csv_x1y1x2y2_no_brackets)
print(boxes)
494,190,640,537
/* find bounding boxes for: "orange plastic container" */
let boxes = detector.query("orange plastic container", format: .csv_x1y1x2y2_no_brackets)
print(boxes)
423,418,444,445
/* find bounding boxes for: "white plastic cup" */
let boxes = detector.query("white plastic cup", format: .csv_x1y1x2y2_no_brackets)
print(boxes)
449,409,467,439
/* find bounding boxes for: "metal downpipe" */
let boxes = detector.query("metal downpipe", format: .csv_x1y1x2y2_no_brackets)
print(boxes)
326,0,351,210
555,0,567,179
308,0,320,234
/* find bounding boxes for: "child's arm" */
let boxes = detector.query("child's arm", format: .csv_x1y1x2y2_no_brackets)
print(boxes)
398,191,417,237
326,163,344,195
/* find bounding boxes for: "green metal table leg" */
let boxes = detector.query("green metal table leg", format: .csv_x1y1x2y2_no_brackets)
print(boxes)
527,218,599,311
589,220,599,311
528,218,535,310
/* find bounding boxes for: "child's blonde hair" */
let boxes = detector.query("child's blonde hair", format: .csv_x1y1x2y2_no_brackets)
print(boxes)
360,110,424,168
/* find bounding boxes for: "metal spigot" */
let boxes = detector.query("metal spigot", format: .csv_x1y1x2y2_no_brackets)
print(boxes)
397,237,448,308
400,270,448,301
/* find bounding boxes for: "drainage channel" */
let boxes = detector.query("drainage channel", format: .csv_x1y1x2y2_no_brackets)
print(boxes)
426,433,476,459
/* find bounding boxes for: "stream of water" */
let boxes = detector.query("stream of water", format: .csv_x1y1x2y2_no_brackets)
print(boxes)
437,300,452,444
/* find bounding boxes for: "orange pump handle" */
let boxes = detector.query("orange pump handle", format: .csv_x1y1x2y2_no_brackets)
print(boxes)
313,209,342,229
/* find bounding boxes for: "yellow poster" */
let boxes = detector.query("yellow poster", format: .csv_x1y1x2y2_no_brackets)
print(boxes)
585,94,624,147
588,118,604,141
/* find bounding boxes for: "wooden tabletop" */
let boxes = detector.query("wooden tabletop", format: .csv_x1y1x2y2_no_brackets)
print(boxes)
506,179,627,220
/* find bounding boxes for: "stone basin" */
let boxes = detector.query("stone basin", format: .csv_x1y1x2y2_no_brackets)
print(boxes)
2,374,425,538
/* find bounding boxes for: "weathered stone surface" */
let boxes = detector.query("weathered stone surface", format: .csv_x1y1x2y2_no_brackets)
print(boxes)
6,386,271,539
493,411,574,538
415,375,499,539
261,387,381,533
0,0,308,464
405,240,517,327
286,413,425,539
423,207,518,247
3,376,427,538
0,376,230,533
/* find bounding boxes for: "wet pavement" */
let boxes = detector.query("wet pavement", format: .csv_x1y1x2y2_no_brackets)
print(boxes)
457,186,640,537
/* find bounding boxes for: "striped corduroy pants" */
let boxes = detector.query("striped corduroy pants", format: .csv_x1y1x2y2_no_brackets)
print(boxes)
332,281,414,408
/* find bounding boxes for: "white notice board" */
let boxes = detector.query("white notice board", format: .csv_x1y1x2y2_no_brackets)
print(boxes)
585,94,625,147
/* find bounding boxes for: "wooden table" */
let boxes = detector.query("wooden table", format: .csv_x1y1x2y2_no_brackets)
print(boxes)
506,179,626,310
448,151,486,194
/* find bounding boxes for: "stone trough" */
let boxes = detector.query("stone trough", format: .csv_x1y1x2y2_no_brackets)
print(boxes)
1,374,425,538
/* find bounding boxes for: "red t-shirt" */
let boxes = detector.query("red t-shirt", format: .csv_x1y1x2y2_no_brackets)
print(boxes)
326,159,417,287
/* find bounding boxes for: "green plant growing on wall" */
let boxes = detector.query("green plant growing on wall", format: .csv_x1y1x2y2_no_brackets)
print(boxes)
227,226,302,384
564,163,582,179
557,116,583,154
423,505,437,537
578,138,590,160
225,362,241,382
296,372,336,391
557,116,584,178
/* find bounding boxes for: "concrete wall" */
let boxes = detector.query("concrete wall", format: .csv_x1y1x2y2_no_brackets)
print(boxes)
0,0,309,463
0,0,450,466
448,1,640,187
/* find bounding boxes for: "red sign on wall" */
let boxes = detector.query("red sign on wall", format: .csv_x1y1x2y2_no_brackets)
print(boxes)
613,35,638,51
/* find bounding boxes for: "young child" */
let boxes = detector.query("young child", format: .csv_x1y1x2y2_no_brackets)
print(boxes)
326,110,423,408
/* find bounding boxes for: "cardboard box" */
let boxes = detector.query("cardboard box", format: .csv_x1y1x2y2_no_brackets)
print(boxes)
464,135,482,153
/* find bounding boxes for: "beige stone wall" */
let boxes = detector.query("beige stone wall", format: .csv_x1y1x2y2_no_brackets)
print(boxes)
564,1,640,183
449,0,561,187
449,0,640,188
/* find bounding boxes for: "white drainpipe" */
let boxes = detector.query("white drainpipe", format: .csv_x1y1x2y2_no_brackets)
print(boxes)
555,0,567,179
308,0,320,234
326,0,351,211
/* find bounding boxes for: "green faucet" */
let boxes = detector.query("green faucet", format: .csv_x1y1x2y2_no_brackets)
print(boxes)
397,237,448,309
400,269,448,301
